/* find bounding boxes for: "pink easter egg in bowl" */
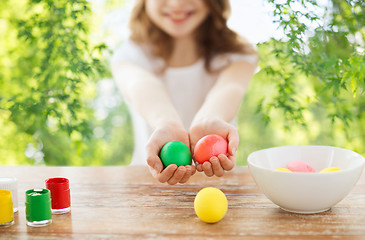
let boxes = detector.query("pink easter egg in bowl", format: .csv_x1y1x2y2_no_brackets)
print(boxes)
248,146,365,214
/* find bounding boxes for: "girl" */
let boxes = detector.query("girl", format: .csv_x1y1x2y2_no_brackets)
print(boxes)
111,0,258,185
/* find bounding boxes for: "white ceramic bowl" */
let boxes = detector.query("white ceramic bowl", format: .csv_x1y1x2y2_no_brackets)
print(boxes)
248,146,365,214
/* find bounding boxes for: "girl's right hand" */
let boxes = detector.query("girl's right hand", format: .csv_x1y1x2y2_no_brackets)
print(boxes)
146,122,196,185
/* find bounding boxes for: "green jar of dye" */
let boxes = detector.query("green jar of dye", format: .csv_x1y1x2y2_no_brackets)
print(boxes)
25,188,52,227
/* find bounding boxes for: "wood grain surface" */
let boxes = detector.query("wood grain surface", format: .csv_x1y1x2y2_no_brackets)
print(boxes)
0,166,364,240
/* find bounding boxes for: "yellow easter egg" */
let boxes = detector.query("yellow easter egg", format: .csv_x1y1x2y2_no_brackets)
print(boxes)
320,167,342,173
194,187,227,223
274,168,292,172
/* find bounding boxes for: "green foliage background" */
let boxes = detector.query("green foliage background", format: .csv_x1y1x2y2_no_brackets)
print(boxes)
0,0,364,166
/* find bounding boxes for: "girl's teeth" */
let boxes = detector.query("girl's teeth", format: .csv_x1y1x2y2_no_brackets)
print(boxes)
171,13,187,20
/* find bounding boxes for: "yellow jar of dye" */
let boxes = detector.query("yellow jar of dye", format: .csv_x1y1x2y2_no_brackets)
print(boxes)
0,190,14,226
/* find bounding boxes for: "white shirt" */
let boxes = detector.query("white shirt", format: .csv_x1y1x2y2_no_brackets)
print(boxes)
112,40,258,165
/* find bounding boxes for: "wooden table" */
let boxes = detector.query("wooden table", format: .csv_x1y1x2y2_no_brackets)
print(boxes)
0,166,364,239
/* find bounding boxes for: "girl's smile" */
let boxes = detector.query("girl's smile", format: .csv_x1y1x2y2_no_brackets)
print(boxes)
162,10,195,24
146,0,209,39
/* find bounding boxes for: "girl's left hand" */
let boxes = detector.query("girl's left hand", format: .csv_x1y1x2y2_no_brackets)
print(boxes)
189,118,238,177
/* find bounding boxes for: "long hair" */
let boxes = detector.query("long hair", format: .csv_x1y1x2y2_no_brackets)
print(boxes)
129,0,257,73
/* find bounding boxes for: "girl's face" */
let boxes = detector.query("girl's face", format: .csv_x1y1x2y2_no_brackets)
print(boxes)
146,0,209,39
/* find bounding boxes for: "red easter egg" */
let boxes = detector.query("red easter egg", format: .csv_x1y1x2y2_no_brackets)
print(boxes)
194,135,228,164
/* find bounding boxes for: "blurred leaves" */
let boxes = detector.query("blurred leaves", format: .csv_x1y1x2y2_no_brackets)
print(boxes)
3,0,101,137
0,0,132,165
262,0,364,125
236,0,365,164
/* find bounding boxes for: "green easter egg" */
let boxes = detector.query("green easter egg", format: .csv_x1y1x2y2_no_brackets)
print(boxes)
160,141,191,168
